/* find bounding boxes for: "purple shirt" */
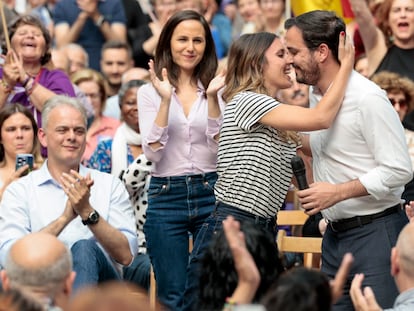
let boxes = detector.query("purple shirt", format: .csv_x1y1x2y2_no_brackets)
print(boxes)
0,68,76,126
138,82,224,177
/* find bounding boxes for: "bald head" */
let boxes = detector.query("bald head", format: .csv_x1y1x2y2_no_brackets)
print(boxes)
9,232,69,271
2,233,72,292
1,233,74,309
395,222,414,278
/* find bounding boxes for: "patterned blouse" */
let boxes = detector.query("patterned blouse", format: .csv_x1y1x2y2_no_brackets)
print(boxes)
87,139,153,253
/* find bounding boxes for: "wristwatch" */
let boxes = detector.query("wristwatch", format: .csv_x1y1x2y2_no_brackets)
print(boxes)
82,210,100,226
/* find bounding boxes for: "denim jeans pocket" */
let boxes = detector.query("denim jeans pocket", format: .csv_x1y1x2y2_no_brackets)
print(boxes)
202,173,217,193
147,182,168,199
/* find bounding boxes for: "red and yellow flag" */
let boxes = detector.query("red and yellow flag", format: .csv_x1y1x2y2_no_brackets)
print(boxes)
290,0,354,23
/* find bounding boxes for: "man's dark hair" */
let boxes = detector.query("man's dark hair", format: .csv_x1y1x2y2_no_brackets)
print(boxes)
285,10,345,63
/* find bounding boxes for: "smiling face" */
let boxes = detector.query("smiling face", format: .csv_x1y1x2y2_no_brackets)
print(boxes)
388,0,414,44
262,38,293,95
39,105,87,168
11,24,46,63
285,26,321,86
1,113,34,161
170,19,206,74
121,86,139,132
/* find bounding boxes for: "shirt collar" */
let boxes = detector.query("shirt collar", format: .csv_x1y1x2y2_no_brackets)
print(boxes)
33,160,87,187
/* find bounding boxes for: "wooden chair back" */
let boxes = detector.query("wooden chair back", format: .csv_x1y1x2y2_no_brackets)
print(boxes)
277,210,309,226
276,229,322,268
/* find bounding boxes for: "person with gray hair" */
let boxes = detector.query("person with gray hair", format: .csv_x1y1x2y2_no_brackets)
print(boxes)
0,95,138,293
0,232,75,311
61,43,90,76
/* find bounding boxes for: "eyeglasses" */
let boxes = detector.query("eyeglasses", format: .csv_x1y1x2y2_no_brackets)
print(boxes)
388,98,407,108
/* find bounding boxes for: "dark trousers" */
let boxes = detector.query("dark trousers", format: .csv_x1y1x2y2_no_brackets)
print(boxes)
322,208,408,310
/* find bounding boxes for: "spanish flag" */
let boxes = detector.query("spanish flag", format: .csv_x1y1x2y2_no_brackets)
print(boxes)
290,0,354,23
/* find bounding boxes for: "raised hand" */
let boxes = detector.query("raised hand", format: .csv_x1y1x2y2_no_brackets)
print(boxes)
223,215,260,304
350,273,382,311
206,70,226,97
149,59,172,101
61,170,94,219
338,32,355,71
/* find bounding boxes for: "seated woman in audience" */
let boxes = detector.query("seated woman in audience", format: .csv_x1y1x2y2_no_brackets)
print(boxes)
87,79,153,290
0,15,75,127
88,79,148,177
0,104,42,201
71,68,120,162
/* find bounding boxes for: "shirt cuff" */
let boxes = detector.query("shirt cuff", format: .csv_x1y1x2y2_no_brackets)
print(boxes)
146,124,168,146
359,173,388,200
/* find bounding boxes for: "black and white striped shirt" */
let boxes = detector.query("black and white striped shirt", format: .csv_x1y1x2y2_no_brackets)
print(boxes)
215,91,298,218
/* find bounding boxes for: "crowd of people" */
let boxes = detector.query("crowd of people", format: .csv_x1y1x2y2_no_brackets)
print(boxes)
0,0,414,310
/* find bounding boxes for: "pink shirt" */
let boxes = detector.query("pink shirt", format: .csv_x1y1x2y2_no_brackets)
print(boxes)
83,116,121,161
138,82,224,177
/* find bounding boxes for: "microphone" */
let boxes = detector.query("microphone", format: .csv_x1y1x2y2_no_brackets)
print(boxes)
291,155,309,190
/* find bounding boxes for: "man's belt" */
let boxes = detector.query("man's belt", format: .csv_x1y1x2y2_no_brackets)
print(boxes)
329,204,401,233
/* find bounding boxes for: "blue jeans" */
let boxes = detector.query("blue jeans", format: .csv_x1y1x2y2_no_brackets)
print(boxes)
71,239,121,292
144,172,217,311
123,253,151,291
323,208,408,311
204,201,277,237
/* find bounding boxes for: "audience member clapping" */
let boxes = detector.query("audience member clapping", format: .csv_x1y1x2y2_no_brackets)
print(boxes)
0,15,76,128
53,0,127,71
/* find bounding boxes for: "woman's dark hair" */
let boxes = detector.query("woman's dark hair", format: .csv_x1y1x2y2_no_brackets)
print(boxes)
261,267,332,311
285,10,345,63
154,10,218,92
199,221,284,310
2,14,52,65
118,79,147,107
0,104,39,162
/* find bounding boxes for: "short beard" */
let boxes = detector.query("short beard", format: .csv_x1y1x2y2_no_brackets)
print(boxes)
295,59,320,86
